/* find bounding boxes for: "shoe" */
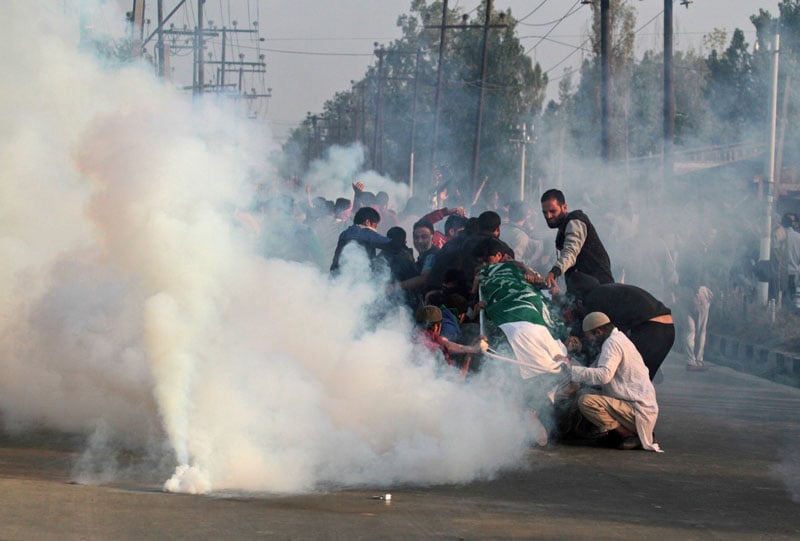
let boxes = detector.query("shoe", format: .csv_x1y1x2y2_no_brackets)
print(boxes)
618,435,642,450
686,364,708,372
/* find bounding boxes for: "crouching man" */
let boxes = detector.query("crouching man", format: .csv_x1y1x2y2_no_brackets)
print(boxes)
566,312,662,452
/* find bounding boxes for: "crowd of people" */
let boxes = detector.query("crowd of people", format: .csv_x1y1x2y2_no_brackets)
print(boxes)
241,177,800,453
280,183,669,452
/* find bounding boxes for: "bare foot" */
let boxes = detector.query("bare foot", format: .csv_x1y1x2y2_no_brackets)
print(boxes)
530,412,549,447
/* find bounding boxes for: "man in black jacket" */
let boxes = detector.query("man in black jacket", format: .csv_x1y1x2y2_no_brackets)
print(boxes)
580,283,675,381
540,189,613,294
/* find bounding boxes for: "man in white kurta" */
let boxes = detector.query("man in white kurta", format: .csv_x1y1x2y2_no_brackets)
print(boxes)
569,312,662,452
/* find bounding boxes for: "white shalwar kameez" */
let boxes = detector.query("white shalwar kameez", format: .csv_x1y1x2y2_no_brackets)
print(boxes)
570,328,662,452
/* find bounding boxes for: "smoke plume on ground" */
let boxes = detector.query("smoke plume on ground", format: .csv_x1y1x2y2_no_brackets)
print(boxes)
0,1,534,494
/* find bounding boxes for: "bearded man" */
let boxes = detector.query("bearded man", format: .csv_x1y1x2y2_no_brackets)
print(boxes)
540,188,613,295
567,312,661,452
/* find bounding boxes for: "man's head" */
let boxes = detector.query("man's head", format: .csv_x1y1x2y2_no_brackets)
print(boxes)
478,211,502,237
412,219,435,254
540,188,568,229
416,304,443,335
472,237,506,265
376,191,390,209
444,214,468,238
334,198,352,219
386,226,407,245
582,311,614,345
353,206,381,230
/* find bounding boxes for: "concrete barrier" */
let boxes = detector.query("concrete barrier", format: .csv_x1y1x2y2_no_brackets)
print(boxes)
708,332,800,386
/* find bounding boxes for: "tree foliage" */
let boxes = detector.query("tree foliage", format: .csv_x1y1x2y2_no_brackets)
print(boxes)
284,0,800,203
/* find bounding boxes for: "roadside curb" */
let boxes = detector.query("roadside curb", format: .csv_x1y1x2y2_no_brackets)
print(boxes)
707,332,800,387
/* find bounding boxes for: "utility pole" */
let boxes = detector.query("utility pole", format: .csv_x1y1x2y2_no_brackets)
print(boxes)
663,0,675,184
600,0,610,161
205,25,265,95
758,31,781,306
471,0,496,194
129,0,146,53
429,0,449,185
156,0,170,79
142,0,187,77
409,50,422,196
510,123,532,201
426,1,506,194
372,46,386,173
194,0,205,96
307,113,324,161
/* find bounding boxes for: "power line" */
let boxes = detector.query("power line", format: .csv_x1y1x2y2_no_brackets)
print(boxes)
525,0,585,55
260,47,373,57
543,8,665,80
515,0,550,24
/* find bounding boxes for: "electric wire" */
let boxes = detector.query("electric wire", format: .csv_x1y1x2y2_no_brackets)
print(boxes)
515,0,550,24
525,0,585,55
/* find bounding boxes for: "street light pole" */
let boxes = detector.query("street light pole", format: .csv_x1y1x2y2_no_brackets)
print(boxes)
758,31,781,306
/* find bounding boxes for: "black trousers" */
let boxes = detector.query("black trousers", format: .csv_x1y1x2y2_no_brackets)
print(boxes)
628,321,676,380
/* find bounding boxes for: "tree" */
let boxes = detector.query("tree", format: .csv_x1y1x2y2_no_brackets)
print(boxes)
283,1,550,204
705,28,759,144
566,0,636,161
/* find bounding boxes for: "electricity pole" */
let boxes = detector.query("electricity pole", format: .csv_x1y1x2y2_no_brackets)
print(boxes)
194,0,205,96
600,0,610,161
372,46,386,173
758,31,781,306
510,123,532,201
429,0,449,185
663,0,674,183
470,0,502,194
409,50,422,196
426,1,506,194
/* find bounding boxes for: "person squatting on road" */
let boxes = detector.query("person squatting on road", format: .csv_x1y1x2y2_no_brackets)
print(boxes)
566,312,662,452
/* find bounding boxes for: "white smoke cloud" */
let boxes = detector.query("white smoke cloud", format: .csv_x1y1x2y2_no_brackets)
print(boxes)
0,1,535,494
304,144,409,206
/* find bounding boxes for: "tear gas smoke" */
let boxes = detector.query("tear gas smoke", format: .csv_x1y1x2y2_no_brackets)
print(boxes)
0,1,535,494
304,144,409,205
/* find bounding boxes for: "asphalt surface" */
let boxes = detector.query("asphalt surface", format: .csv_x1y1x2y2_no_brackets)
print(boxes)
0,353,798,540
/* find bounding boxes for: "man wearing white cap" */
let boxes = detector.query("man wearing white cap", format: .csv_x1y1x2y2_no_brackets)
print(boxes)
567,312,661,451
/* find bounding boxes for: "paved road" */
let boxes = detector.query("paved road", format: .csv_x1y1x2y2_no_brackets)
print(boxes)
0,353,798,540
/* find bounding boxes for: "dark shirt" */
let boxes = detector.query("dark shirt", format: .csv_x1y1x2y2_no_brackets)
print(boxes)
554,209,613,285
330,224,394,273
583,283,671,331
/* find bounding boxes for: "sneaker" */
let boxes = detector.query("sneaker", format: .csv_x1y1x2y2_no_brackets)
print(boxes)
618,435,642,450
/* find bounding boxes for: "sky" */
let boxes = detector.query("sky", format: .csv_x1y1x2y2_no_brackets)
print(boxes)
255,0,781,141
109,1,781,142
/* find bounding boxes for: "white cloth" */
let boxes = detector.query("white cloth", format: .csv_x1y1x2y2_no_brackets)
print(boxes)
499,321,568,379
570,328,661,452
787,227,800,276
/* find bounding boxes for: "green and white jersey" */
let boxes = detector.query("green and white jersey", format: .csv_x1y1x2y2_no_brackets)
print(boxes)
479,261,562,336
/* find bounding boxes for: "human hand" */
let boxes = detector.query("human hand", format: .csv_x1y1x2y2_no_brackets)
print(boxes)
554,354,571,367
564,336,582,353
352,181,364,192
